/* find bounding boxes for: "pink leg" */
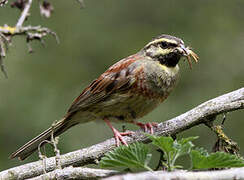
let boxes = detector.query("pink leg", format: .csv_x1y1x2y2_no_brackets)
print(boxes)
104,119,133,146
134,122,158,134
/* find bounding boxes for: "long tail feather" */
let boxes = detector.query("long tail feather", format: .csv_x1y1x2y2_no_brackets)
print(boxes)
10,118,76,160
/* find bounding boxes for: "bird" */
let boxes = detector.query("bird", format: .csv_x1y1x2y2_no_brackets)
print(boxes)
10,34,199,160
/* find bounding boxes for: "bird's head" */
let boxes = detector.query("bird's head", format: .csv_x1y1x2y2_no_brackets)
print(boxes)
143,34,199,69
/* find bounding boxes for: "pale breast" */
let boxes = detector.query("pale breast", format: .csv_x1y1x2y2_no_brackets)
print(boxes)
84,92,160,122
143,60,180,99
72,59,180,124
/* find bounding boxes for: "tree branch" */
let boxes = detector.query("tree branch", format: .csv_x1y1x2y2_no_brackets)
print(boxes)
0,88,243,179
27,167,244,180
103,167,244,180
29,167,118,180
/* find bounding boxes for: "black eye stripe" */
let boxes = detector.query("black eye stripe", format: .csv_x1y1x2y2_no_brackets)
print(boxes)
169,43,177,47
159,42,177,49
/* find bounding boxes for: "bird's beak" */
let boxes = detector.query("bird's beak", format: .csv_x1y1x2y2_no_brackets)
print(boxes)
177,44,199,69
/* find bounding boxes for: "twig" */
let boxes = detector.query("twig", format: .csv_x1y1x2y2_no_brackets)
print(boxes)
0,25,59,55
103,167,244,180
0,88,243,179
0,33,9,78
205,122,240,155
0,0,59,77
50,128,61,169
16,0,33,28
0,56,8,78
0,25,59,43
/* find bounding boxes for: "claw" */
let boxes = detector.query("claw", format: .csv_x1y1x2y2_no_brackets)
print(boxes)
134,122,158,134
104,119,133,146
113,128,128,146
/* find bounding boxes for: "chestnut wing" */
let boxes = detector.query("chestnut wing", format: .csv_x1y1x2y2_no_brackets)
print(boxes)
67,55,141,114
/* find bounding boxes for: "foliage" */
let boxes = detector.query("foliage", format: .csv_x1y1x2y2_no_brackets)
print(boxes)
148,135,198,171
99,135,244,172
100,142,153,171
191,148,244,169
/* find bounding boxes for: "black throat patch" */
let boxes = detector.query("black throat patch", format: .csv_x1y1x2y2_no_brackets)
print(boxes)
157,52,181,67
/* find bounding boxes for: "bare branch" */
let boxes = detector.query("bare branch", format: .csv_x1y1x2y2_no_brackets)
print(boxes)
103,167,244,180
0,24,58,76
16,0,33,27
0,0,60,77
0,25,59,54
0,25,59,44
28,167,244,180
0,88,243,179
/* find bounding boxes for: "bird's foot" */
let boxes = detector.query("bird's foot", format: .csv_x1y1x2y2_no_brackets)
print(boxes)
104,118,134,146
112,128,134,146
134,122,158,134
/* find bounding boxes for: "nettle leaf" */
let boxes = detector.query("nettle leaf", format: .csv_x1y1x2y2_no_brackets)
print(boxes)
178,136,199,145
148,135,198,171
176,136,199,156
99,142,153,171
148,135,174,154
191,149,244,169
149,135,198,157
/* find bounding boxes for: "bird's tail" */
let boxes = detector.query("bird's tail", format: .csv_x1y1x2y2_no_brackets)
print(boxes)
10,117,76,160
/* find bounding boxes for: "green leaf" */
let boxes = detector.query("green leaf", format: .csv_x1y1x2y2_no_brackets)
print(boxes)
176,136,198,156
148,135,174,154
148,135,198,171
148,135,198,156
191,149,244,169
100,142,153,171
178,136,199,145
194,147,209,156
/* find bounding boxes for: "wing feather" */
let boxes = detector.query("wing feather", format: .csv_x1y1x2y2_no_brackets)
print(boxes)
67,54,141,113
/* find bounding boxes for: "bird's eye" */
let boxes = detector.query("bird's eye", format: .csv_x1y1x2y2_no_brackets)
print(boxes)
160,41,168,49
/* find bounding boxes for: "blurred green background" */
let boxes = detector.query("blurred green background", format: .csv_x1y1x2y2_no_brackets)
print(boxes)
0,0,243,170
